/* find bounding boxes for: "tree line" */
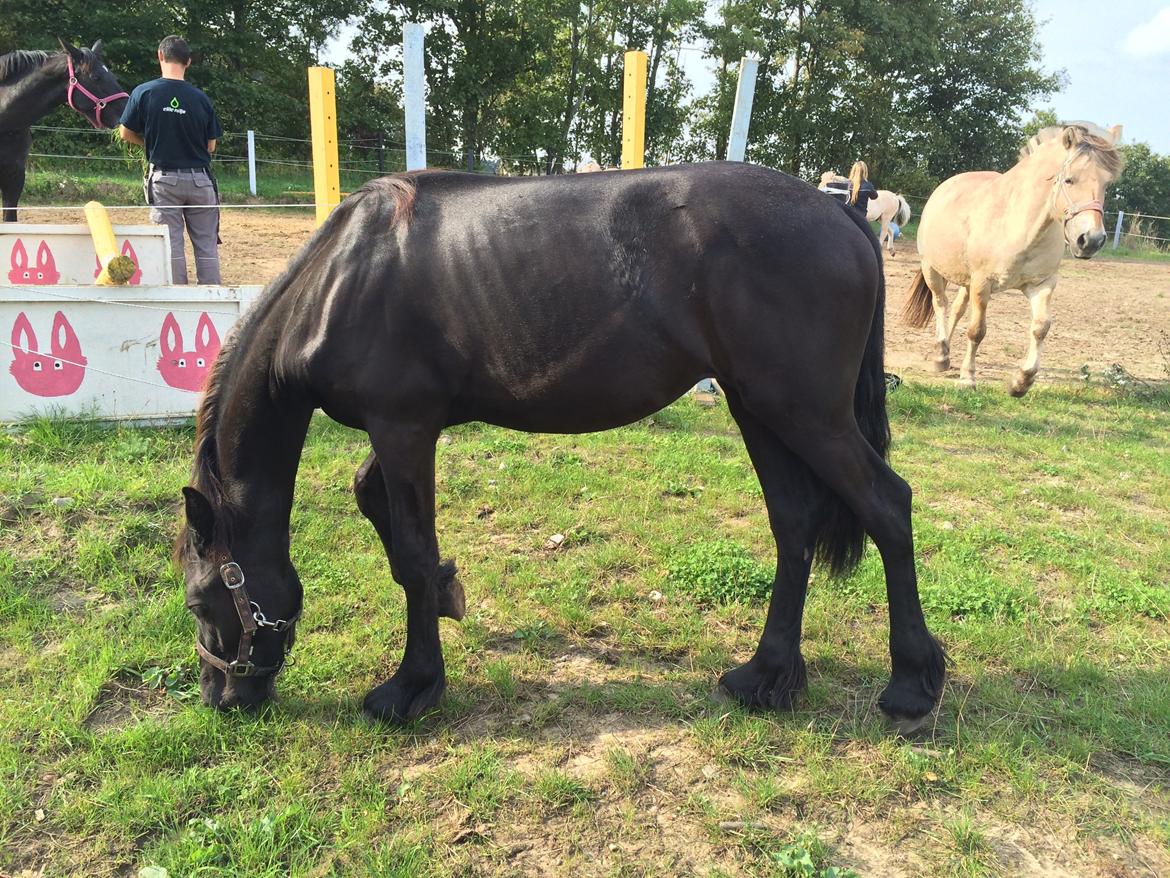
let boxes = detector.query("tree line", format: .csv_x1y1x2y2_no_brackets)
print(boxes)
3,0,1170,218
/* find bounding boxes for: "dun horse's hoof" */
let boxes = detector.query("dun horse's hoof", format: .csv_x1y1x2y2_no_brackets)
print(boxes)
957,377,976,390
716,653,807,712
931,357,950,372
363,670,446,725
1008,373,1033,397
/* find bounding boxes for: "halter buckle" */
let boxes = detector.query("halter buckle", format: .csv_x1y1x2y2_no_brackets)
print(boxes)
220,561,245,589
228,661,255,677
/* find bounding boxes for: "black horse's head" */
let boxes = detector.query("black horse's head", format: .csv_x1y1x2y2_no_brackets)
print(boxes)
57,38,129,129
177,487,303,711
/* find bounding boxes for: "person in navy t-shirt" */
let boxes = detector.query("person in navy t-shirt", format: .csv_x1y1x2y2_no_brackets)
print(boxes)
119,36,224,284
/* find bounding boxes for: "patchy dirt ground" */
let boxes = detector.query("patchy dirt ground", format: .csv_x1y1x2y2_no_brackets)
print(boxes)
27,208,1170,385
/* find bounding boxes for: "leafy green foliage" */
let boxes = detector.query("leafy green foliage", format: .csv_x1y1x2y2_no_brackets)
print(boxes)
667,539,773,605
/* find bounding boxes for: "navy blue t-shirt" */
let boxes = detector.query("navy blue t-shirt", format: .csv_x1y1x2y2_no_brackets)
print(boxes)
120,78,223,170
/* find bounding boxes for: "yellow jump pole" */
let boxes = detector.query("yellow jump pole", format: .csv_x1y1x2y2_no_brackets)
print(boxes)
308,66,341,227
621,50,648,170
85,201,135,285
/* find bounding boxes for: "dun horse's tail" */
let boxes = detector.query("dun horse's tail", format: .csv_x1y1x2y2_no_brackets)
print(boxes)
896,196,912,227
901,269,935,328
813,207,891,577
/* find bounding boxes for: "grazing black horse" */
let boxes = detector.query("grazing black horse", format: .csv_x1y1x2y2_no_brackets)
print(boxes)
0,40,129,222
177,162,946,730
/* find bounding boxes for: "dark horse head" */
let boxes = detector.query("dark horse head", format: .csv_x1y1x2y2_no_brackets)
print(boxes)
174,365,306,710
55,38,129,130
1,39,129,220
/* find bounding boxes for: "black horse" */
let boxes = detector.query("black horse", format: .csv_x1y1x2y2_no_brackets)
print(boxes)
177,162,946,730
0,39,129,222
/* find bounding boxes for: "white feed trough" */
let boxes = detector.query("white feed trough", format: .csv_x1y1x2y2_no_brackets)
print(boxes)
2,220,260,423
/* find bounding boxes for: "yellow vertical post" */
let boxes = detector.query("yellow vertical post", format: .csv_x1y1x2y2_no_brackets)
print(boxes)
308,66,341,227
85,201,135,285
621,50,648,170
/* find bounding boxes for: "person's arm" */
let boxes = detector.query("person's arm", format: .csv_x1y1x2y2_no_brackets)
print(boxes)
120,126,144,146
207,139,217,154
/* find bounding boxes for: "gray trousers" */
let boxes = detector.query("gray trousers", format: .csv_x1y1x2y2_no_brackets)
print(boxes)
146,167,221,285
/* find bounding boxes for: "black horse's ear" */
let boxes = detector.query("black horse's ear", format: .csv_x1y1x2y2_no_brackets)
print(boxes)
91,40,104,59
57,37,85,64
182,487,216,548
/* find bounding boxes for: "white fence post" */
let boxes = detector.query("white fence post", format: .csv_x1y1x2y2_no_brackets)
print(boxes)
404,24,427,171
726,55,760,163
1112,210,1124,250
247,130,257,197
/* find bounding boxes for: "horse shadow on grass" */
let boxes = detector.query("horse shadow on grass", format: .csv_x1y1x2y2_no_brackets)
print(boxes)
253,634,1170,795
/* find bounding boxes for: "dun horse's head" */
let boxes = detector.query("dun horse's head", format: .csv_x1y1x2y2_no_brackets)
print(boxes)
1027,122,1124,259
176,483,303,712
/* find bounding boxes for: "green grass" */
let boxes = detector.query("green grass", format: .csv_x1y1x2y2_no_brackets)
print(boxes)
1,381,1169,875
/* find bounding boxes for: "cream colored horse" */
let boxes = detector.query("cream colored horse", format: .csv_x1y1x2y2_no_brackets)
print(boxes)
903,122,1123,395
866,190,912,256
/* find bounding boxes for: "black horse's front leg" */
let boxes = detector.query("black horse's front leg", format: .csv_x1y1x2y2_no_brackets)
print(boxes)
354,451,466,621
361,425,448,724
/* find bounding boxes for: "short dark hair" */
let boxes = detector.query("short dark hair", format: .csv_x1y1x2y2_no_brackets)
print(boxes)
158,36,191,65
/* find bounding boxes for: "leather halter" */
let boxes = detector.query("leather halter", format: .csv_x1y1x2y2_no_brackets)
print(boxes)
194,559,300,678
66,55,129,130
1052,150,1104,228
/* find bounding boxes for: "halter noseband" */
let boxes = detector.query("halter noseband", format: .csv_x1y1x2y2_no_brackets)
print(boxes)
66,55,129,130
194,559,300,678
1052,151,1103,228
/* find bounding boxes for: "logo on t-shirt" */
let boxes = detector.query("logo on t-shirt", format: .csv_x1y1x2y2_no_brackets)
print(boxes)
163,95,187,115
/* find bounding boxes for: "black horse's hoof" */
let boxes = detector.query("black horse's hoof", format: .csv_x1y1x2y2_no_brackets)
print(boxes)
363,670,446,724
878,637,946,734
717,653,807,711
436,560,467,621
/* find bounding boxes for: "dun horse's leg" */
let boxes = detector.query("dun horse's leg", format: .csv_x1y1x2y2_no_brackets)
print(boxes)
717,390,818,710
945,286,969,344
1009,278,1056,397
361,422,447,723
765,411,945,730
354,451,466,621
958,280,992,389
881,217,895,257
923,265,951,370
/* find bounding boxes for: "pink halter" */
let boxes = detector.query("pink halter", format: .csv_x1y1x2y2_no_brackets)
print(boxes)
66,55,129,130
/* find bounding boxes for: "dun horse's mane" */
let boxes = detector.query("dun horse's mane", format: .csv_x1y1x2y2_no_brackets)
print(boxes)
187,175,419,538
1020,122,1123,177
0,50,50,83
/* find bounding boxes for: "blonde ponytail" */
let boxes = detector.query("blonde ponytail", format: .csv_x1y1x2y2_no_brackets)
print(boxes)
848,161,868,205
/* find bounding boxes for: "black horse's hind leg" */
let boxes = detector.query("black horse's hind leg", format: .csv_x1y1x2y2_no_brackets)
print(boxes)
354,451,466,621
360,423,447,723
0,131,30,223
718,390,818,710
773,417,945,731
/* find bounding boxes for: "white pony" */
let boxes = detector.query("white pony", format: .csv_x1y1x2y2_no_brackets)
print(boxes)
866,190,912,256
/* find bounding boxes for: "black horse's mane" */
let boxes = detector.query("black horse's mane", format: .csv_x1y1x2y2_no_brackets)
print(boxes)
187,175,419,540
0,50,51,83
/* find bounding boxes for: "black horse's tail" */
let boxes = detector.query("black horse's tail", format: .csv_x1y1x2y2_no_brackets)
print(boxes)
814,208,891,577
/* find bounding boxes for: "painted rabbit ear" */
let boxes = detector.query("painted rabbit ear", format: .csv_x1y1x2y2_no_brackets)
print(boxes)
36,241,57,273
51,311,82,359
194,313,220,353
160,313,182,358
122,240,136,258
10,240,28,272
11,312,37,352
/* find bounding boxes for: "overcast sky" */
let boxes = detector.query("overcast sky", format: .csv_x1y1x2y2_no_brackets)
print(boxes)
324,2,1170,154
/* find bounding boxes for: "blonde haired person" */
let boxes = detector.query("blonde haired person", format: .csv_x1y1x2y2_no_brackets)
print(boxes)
848,161,878,216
